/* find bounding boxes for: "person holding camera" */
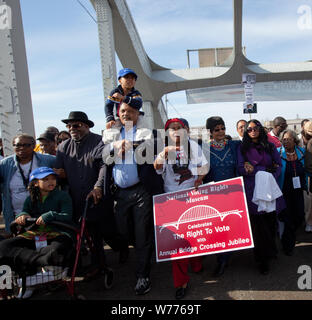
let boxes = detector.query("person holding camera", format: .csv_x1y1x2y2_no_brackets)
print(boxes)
237,119,285,275
154,118,208,299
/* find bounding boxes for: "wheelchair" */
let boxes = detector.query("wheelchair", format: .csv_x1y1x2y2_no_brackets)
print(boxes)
0,198,114,300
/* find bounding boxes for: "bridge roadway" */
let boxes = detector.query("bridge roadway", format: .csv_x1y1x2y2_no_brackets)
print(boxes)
1,215,312,302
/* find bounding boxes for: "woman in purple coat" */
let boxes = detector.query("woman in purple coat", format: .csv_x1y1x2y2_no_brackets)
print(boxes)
237,119,285,275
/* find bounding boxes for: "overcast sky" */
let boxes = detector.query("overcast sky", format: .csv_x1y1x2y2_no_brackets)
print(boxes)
19,0,312,137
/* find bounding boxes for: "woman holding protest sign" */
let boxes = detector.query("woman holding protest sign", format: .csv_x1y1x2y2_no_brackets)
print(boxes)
237,119,285,275
154,118,208,300
202,116,241,277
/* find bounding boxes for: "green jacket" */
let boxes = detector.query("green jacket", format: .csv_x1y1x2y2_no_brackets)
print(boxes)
17,188,75,240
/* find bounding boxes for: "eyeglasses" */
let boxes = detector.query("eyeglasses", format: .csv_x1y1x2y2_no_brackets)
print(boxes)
247,126,260,133
13,143,33,148
213,127,226,132
66,123,83,129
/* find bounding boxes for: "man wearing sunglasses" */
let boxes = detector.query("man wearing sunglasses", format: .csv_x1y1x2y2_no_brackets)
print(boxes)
54,111,116,285
0,134,55,233
267,116,288,148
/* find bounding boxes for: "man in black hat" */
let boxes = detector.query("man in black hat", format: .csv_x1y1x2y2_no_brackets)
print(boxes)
54,111,98,190
37,131,57,155
54,111,114,285
34,126,59,154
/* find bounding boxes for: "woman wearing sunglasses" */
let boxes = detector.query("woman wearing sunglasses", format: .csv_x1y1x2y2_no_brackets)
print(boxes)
203,116,241,277
237,119,285,275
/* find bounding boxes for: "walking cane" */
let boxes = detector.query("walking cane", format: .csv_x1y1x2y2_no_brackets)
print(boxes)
67,197,92,298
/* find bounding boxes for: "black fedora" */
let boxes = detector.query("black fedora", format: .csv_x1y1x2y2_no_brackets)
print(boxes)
62,111,94,128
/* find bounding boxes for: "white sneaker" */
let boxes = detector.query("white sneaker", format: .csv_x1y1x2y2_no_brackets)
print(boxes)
305,224,312,233
17,287,35,299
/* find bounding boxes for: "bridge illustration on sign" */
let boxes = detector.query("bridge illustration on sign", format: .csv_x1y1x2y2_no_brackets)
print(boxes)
159,205,243,233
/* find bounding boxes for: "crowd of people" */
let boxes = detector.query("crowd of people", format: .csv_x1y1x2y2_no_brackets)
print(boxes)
0,67,311,300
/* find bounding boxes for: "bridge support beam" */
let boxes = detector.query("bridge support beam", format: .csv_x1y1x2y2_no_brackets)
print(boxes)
0,0,35,156
93,0,117,102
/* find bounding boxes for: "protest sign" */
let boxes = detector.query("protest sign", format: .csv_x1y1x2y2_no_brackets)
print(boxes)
242,73,257,114
153,177,254,262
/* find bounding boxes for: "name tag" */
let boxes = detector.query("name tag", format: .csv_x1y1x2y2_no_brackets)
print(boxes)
35,235,47,251
292,176,301,189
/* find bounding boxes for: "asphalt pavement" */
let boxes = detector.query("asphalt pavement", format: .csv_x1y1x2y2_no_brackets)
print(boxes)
1,215,312,302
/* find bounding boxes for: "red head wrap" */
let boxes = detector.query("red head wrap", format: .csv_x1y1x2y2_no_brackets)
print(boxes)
164,118,186,131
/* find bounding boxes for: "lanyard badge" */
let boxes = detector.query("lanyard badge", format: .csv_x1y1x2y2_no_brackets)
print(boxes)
35,235,47,251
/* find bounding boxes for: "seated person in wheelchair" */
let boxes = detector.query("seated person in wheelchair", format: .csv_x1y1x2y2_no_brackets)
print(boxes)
0,167,74,298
